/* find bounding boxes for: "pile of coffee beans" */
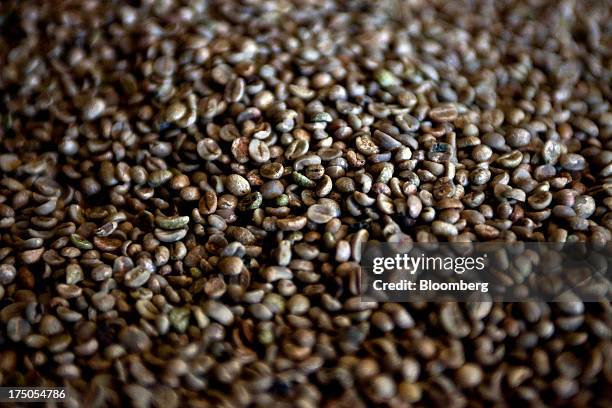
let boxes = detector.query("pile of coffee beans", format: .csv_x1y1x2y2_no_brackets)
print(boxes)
0,0,610,406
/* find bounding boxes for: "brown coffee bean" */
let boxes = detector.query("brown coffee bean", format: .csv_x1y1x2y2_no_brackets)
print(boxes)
456,363,483,388
506,128,531,147
218,256,243,276
429,103,458,122
124,266,152,288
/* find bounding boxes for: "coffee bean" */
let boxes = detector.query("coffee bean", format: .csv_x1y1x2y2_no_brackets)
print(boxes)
496,151,523,168
527,191,552,210
91,292,116,312
226,174,251,196
261,180,284,199
203,300,234,326
39,315,63,336
65,264,84,285
249,139,271,163
91,264,112,281
120,326,152,353
456,363,483,388
260,163,284,179
218,256,243,276
238,191,263,210
0,264,17,285
148,170,173,187
440,303,470,337
70,234,93,250
307,204,337,224
292,171,316,188
81,97,106,121
124,266,152,288
369,374,397,401
506,128,531,147
197,139,222,161
429,103,458,122
574,195,595,218
432,221,458,237
7,317,31,342
560,153,586,171
155,215,190,230
154,228,188,243
93,236,122,251
169,307,191,333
